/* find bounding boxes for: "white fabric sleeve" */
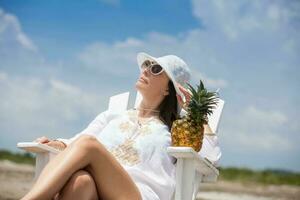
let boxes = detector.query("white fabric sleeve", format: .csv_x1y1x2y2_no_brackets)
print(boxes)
199,135,222,166
56,110,110,146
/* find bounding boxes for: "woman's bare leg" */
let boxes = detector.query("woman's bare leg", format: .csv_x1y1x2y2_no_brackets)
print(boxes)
23,137,92,200
58,170,98,200
22,135,142,200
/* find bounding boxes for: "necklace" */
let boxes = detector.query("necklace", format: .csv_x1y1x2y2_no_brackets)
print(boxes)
134,108,160,125
135,107,160,113
119,109,157,141
137,116,154,127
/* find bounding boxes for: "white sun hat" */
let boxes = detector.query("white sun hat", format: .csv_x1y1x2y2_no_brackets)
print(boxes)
136,52,191,102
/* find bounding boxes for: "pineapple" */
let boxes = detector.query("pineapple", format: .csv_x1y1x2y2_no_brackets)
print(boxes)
171,80,219,152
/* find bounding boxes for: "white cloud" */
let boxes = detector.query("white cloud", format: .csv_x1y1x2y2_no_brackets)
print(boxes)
0,7,49,79
192,0,300,40
0,8,37,51
78,30,228,89
78,40,141,77
192,70,228,89
0,71,108,147
221,105,293,152
245,106,287,126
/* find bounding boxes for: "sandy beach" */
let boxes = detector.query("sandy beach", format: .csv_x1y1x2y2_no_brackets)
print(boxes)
0,160,299,200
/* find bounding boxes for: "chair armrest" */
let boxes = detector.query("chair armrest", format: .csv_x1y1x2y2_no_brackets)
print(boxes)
17,142,61,179
167,147,220,200
167,147,219,181
17,142,60,154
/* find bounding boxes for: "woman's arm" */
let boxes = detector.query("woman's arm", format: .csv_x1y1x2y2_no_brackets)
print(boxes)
34,136,67,150
55,110,111,146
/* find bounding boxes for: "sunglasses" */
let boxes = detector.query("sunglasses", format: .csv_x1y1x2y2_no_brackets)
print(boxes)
141,60,164,76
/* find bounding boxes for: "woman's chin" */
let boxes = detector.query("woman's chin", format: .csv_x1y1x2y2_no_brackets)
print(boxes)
135,82,146,93
135,81,143,88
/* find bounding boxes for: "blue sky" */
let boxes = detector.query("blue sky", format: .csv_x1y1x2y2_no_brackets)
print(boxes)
0,0,299,172
1,0,199,60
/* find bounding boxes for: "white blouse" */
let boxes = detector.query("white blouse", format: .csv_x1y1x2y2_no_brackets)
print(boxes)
57,108,222,200
58,109,176,200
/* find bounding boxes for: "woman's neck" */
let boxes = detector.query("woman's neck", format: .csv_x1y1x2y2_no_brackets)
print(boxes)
137,99,161,118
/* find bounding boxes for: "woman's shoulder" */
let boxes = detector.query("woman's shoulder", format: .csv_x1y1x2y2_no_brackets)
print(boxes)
93,109,129,122
151,118,168,129
146,118,170,138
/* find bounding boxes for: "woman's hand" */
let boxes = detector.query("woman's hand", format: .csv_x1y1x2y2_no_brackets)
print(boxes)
176,84,192,109
35,136,50,144
176,84,214,134
34,136,66,151
46,140,66,151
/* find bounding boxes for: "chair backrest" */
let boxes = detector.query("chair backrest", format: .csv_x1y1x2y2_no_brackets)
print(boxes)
108,91,225,134
134,91,143,109
108,91,141,112
207,99,225,133
108,92,130,112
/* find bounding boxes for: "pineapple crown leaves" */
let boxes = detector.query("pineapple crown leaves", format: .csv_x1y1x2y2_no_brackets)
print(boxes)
186,80,220,124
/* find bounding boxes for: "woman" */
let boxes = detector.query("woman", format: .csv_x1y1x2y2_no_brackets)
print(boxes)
22,52,193,200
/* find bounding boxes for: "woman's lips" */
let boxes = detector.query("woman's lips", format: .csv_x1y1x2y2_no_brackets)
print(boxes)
139,77,148,84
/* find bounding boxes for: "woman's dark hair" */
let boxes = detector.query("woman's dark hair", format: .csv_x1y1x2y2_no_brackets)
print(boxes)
158,81,179,130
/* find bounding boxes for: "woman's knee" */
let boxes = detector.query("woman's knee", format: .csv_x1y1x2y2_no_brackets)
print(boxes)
60,170,98,199
76,135,97,143
74,135,101,151
69,170,95,189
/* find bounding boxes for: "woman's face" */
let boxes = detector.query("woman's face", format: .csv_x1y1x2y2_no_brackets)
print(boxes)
135,61,170,101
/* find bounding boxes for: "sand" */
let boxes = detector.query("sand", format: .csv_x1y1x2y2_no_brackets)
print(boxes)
0,160,34,200
0,160,299,200
198,181,300,200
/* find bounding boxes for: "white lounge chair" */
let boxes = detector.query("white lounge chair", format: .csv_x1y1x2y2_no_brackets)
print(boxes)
17,91,225,200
